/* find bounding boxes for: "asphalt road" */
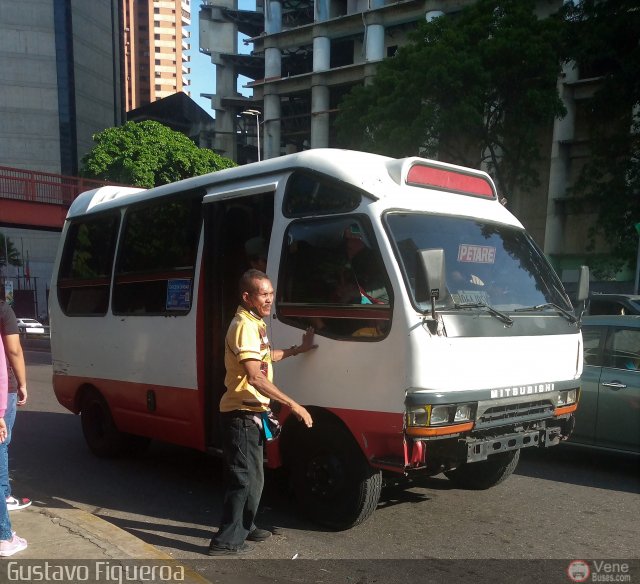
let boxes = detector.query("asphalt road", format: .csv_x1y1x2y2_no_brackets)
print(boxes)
11,349,640,583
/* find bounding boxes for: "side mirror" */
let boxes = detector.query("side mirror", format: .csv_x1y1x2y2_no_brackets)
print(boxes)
577,265,590,302
416,248,446,318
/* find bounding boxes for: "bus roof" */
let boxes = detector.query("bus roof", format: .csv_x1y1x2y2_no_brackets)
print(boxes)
67,149,499,219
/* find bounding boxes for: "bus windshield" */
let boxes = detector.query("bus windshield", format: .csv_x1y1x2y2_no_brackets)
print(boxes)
386,213,572,313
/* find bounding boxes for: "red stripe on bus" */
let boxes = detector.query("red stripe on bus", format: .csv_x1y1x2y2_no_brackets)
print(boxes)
278,304,391,320
53,374,205,451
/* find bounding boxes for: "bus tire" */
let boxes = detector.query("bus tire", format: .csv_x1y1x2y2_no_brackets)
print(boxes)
444,449,520,490
80,389,127,458
289,421,382,530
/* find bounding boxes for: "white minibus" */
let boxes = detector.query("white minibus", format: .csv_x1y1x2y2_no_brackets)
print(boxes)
50,149,587,529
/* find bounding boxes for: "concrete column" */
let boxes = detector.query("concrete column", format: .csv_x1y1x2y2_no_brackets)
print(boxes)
313,36,331,72
265,1,282,34
310,5,330,151
264,93,281,159
544,63,577,257
426,11,445,22
311,84,330,149
315,0,329,22
263,1,282,158
365,24,385,62
265,47,281,79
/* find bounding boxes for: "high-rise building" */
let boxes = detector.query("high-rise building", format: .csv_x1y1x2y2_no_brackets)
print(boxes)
0,0,124,176
122,0,192,111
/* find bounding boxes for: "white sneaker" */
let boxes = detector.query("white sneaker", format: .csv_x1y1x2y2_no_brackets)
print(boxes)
0,534,28,557
6,496,32,511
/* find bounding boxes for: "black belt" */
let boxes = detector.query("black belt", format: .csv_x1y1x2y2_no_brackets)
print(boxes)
222,410,262,419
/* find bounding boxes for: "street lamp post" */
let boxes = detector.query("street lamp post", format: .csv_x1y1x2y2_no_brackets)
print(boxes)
241,109,261,162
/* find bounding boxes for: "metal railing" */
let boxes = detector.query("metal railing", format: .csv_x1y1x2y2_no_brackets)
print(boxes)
0,165,111,206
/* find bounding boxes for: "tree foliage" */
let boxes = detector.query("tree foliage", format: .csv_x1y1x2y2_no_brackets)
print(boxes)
562,0,640,274
336,0,566,197
80,121,236,188
0,234,22,269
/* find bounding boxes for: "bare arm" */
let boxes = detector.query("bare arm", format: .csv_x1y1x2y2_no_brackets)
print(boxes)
4,333,27,405
242,359,313,428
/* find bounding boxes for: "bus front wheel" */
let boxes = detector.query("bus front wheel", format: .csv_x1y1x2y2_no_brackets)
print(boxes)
80,389,127,458
289,421,382,530
444,449,520,490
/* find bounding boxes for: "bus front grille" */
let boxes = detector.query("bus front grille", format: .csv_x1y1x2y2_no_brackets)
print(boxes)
475,399,554,429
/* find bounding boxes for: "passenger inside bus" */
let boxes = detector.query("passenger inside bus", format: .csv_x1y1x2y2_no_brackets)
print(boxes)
244,236,268,273
279,219,390,339
335,223,389,306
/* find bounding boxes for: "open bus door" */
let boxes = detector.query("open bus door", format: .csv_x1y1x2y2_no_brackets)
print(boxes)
202,185,276,449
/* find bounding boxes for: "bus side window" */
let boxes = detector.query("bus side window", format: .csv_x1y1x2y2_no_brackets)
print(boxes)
277,217,391,339
113,193,203,316
57,214,119,316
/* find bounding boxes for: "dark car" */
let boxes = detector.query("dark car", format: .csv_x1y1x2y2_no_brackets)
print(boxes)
587,294,640,316
569,315,640,454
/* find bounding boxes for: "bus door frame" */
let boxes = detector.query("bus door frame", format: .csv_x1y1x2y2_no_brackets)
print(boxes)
202,182,278,449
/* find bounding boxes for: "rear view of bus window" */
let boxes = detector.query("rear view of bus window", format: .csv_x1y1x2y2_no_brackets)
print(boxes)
277,217,391,339
113,195,202,315
57,214,119,316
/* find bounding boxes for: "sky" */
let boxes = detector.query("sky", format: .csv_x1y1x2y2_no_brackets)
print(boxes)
187,0,256,114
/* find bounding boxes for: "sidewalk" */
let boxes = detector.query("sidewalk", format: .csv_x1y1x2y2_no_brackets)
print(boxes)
9,499,172,560
5,489,212,583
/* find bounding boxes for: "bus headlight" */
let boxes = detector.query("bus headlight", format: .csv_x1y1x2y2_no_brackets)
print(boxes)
556,389,578,407
406,406,430,427
430,405,450,425
454,404,473,422
405,403,476,427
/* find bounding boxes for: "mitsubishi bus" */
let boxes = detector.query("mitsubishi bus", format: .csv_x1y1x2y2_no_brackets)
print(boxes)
50,149,588,529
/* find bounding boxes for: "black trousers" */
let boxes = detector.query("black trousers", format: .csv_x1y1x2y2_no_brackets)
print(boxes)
213,412,264,549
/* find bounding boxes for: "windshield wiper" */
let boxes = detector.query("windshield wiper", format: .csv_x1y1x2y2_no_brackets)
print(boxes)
513,303,577,323
453,302,514,326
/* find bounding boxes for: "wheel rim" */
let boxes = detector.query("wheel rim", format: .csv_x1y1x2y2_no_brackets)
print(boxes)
305,452,346,499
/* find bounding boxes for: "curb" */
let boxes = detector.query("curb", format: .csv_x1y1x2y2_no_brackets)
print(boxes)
39,506,176,561
9,483,211,584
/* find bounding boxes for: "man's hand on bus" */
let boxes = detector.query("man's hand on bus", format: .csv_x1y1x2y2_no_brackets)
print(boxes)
298,326,318,354
291,403,313,428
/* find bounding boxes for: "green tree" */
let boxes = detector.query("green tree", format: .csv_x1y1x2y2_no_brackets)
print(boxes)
562,0,640,275
80,121,236,188
336,0,566,197
0,234,22,270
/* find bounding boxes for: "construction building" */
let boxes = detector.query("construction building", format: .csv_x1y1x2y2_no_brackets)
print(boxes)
199,0,635,288
199,1,470,162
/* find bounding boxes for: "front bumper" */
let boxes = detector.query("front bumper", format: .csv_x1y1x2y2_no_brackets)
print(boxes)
464,424,563,463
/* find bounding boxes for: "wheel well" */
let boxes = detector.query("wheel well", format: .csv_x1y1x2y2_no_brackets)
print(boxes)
279,406,364,467
74,383,100,414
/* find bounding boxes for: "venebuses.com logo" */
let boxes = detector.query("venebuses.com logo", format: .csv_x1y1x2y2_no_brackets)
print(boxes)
567,560,632,583
568,561,591,582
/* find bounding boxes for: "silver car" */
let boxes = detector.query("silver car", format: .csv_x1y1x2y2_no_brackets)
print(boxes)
16,318,47,336
570,315,640,454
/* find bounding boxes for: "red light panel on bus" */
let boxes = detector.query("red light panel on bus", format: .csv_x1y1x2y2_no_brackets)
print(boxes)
406,164,495,199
